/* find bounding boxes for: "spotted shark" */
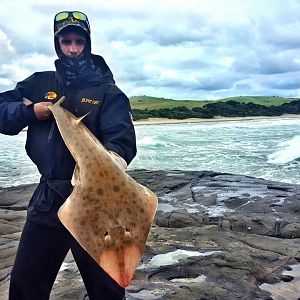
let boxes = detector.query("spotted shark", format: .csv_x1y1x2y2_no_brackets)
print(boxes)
46,97,158,287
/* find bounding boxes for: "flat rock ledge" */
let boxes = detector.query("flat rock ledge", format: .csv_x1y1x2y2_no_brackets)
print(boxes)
0,170,299,299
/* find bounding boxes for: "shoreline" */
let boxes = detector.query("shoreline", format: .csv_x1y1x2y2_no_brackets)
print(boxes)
2,169,300,190
20,115,300,131
133,114,300,126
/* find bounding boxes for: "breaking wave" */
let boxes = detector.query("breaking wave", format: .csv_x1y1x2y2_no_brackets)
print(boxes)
2,118,300,187
138,136,159,146
268,135,300,164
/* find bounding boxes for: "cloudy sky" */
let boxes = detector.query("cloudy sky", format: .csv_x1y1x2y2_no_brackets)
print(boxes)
0,0,300,100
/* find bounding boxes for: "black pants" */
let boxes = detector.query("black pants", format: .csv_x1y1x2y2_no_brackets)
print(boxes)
9,220,125,300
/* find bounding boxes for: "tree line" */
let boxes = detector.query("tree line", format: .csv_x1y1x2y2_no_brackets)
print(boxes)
131,99,300,120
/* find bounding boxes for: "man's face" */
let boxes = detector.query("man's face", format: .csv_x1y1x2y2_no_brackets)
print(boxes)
58,32,86,58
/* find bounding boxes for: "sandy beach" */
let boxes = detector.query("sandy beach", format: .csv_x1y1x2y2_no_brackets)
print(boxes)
20,115,300,131
133,114,300,126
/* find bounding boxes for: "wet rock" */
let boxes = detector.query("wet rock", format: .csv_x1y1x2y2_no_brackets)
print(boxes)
156,209,204,228
280,223,300,238
0,170,300,299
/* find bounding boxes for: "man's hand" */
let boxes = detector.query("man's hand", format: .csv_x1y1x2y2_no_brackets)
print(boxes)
33,102,53,121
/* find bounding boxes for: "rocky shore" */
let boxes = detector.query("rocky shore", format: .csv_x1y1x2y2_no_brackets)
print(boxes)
1,170,300,299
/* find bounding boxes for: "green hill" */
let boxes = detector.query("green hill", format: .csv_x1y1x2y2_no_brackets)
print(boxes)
129,95,296,110
129,95,300,120
129,96,209,110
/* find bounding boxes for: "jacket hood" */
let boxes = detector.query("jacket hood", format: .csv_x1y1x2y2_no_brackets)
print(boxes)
55,54,115,88
91,54,115,83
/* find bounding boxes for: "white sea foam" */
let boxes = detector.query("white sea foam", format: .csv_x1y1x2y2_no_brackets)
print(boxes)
138,136,159,146
138,249,221,268
157,203,175,212
199,203,233,217
268,135,300,164
260,263,300,299
171,274,207,283
2,118,300,187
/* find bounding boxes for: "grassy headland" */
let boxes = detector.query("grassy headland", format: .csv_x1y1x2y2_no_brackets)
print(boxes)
129,95,300,120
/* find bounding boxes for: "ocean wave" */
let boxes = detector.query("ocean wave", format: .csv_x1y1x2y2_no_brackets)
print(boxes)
138,136,160,146
177,118,300,130
2,119,300,187
268,135,300,164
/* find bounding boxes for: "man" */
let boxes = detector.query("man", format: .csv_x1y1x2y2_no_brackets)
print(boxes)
0,11,136,300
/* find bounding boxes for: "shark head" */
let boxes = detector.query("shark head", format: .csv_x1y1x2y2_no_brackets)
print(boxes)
98,226,143,287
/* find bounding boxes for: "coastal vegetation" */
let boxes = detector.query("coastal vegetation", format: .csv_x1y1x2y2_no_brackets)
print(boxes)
129,96,300,120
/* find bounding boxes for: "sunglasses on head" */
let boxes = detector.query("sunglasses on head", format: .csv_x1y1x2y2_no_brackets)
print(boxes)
55,11,89,23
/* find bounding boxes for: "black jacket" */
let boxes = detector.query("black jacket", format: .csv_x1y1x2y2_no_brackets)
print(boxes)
0,54,136,179
0,55,137,226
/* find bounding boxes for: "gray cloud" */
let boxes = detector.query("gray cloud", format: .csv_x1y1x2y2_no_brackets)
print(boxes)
233,51,300,75
262,73,300,90
0,0,300,100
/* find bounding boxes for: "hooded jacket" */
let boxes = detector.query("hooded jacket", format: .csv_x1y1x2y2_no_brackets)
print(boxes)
0,55,137,226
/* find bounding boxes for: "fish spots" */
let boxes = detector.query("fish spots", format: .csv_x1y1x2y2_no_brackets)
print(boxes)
91,213,99,223
50,103,159,288
97,188,104,196
113,186,120,193
78,230,85,240
91,224,99,236
83,236,89,243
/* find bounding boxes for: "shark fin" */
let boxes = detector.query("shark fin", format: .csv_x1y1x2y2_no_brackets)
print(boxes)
73,112,91,126
23,98,33,106
71,164,80,186
108,151,127,171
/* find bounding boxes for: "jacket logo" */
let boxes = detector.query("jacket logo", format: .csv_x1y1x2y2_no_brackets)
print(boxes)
81,98,101,105
45,91,57,100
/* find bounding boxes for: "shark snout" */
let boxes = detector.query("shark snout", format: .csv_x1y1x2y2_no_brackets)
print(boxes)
99,226,141,287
